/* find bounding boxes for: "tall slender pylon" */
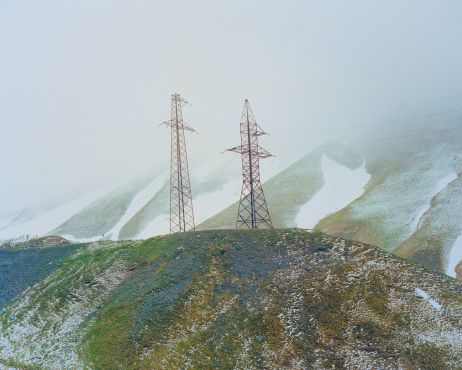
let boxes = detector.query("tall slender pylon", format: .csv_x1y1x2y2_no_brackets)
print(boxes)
162,93,195,233
226,99,273,229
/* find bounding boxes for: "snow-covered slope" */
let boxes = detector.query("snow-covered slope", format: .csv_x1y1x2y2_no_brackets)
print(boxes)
315,133,462,275
51,178,152,240
198,148,326,230
447,235,462,278
118,156,244,239
409,172,458,232
0,184,121,241
0,155,285,243
104,173,168,240
200,128,462,276
295,155,370,228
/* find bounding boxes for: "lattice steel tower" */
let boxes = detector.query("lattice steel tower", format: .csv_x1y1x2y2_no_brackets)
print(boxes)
163,93,195,233
227,99,273,229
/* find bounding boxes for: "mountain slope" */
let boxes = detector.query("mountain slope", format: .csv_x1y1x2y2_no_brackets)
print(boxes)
0,158,246,242
316,133,462,275
394,173,462,270
3,119,462,277
200,128,462,276
52,178,151,240
198,148,326,230
198,142,380,232
1,230,461,369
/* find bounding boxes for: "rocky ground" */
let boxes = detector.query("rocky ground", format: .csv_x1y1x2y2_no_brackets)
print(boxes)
0,235,70,249
0,229,461,369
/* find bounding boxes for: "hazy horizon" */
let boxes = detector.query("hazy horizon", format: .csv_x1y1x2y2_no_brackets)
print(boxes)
1,0,462,215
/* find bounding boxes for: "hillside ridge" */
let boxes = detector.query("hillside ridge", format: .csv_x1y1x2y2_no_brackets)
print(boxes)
1,229,461,369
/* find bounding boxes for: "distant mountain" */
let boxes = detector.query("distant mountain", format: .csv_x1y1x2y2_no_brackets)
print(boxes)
0,153,288,243
0,158,245,242
2,117,462,277
1,230,461,369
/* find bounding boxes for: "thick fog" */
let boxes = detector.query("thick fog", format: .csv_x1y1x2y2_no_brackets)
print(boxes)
1,0,462,217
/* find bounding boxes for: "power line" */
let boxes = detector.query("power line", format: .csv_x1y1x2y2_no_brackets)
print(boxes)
274,146,462,160
269,125,462,152
270,108,462,135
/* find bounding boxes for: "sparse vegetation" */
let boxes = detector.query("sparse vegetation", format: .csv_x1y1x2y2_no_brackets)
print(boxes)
1,229,461,369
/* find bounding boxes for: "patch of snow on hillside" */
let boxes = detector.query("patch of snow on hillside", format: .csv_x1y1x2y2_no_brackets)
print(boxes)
295,155,371,229
410,172,457,232
194,178,242,225
447,234,462,278
135,178,241,239
133,153,293,239
415,288,442,311
105,172,168,240
192,156,242,224
0,184,119,241
137,214,170,239
59,234,103,243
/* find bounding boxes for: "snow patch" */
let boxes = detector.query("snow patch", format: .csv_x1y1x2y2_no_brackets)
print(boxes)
410,172,457,232
194,178,242,225
137,214,170,239
447,234,462,278
415,287,442,311
105,172,168,240
59,234,103,243
136,156,242,239
296,155,371,228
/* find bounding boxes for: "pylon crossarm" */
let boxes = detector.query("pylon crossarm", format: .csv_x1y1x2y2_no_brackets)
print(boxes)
182,123,196,132
255,146,273,158
252,124,267,137
160,120,173,127
226,145,246,154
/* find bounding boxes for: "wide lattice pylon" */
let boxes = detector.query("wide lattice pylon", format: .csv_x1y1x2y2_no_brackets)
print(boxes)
227,99,273,229
163,93,195,233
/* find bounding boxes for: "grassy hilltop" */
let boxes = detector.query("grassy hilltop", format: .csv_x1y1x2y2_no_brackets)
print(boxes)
1,229,462,369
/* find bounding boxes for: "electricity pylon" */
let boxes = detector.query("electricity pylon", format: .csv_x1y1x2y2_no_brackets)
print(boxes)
226,99,273,229
162,93,195,233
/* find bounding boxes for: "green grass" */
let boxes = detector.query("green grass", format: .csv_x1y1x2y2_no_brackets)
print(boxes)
2,229,462,369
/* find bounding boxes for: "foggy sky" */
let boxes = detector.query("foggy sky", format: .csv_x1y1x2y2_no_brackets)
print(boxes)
1,0,462,215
